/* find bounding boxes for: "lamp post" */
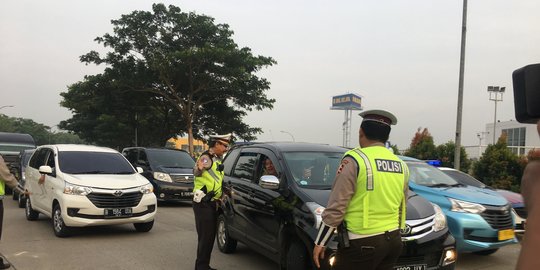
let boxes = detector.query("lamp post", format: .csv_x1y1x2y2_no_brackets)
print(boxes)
487,86,505,144
280,130,295,142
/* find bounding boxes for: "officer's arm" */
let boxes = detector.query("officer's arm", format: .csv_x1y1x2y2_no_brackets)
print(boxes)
0,157,18,189
314,156,358,247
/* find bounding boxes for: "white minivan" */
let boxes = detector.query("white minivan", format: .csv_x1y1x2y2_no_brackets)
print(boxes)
25,144,157,237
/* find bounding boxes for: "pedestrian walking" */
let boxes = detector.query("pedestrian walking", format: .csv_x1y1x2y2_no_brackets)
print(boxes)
192,134,231,270
312,110,409,270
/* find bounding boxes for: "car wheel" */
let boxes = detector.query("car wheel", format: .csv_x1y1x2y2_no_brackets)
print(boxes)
286,241,309,270
473,248,499,256
18,194,26,208
52,204,71,237
25,197,39,221
133,220,154,232
217,214,237,253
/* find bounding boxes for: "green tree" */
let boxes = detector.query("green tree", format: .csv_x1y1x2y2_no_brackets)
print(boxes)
435,141,471,172
473,135,523,191
404,128,437,160
0,114,84,145
75,3,275,154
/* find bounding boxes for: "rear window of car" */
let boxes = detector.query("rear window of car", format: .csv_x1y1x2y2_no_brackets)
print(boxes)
58,151,135,174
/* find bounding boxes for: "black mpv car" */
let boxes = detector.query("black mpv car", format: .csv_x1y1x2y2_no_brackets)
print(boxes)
217,142,456,270
122,147,195,202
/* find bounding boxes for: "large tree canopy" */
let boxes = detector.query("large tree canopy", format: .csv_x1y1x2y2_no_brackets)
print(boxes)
63,3,275,153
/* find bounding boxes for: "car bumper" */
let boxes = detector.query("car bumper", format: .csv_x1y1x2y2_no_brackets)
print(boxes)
153,182,193,202
61,193,157,227
446,211,518,253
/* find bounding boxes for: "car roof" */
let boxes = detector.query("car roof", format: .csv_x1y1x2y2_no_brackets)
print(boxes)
231,142,347,153
122,147,189,153
40,144,119,153
0,132,35,145
397,155,421,162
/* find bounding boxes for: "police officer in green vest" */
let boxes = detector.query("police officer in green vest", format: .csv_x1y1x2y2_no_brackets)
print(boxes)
313,110,409,270
192,134,231,270
0,154,24,269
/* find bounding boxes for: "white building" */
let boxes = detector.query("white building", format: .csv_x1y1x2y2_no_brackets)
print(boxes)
465,120,540,160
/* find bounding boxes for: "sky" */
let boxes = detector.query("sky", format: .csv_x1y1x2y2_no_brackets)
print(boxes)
1,0,539,150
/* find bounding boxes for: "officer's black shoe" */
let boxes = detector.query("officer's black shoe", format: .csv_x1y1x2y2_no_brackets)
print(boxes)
0,257,10,269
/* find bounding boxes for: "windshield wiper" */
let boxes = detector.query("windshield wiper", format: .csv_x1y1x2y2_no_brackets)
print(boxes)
428,183,452,188
73,170,109,174
115,171,134,174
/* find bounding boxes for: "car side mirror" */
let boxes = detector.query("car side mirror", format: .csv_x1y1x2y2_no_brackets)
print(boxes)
136,167,144,173
38,165,53,175
259,175,280,190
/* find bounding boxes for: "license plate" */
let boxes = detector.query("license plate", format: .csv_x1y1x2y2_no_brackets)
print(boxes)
498,228,515,241
181,191,193,197
104,208,133,218
394,265,426,270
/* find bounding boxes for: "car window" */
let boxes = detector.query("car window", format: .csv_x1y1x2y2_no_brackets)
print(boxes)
124,149,138,164
232,152,258,182
45,150,55,168
222,148,240,175
407,162,459,187
29,148,49,169
58,151,135,174
282,151,342,188
146,149,195,168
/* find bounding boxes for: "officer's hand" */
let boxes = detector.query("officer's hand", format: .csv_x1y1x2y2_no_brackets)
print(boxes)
312,244,325,269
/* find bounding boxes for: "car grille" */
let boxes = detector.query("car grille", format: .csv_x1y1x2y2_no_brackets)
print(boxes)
480,204,513,229
86,192,143,208
401,214,435,240
170,174,194,183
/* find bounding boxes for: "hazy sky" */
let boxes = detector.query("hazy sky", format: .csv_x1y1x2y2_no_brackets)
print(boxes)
1,0,539,149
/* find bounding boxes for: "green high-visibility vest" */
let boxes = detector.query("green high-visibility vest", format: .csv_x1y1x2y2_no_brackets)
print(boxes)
344,146,409,235
0,181,5,196
194,154,223,200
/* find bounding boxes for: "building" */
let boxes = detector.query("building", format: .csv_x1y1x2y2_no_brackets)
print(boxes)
167,136,208,157
465,120,540,159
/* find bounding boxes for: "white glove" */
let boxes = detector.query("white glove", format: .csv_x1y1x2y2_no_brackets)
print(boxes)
193,189,205,203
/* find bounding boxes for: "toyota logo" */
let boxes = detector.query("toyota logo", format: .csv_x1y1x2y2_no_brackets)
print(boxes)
113,190,123,197
400,224,412,235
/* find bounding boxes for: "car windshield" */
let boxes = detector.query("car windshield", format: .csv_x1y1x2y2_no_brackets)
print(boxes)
59,151,135,174
22,150,35,166
441,169,485,188
406,162,460,187
282,151,343,189
146,149,195,168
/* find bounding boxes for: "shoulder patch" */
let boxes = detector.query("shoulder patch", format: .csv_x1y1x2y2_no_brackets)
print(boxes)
375,159,403,173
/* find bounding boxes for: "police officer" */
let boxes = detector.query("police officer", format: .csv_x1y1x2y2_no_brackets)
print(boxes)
192,134,231,270
0,154,25,269
312,110,409,270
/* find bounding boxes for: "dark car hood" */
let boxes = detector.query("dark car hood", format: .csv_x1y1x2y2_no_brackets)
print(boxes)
300,188,435,220
153,165,193,174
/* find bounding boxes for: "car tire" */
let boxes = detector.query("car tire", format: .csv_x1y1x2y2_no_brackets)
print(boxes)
25,197,39,221
217,214,237,253
286,241,309,270
18,194,26,208
134,220,154,232
473,248,499,256
52,204,71,237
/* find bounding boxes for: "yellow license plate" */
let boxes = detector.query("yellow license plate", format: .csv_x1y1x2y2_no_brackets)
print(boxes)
498,229,515,241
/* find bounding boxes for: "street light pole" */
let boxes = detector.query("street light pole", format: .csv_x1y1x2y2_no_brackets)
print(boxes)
487,86,505,144
280,130,295,142
454,0,468,171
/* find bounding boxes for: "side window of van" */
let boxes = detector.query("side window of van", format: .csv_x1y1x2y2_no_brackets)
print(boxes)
124,149,138,164
45,150,56,169
29,148,48,169
222,148,240,175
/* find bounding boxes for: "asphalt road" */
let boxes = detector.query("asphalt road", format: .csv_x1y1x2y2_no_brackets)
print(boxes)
0,198,521,270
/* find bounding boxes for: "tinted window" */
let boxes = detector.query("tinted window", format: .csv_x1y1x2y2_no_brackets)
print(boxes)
58,151,135,174
29,148,49,169
22,150,35,166
124,149,138,164
442,170,485,188
222,148,241,175
282,151,343,188
232,153,258,181
146,149,195,168
406,162,459,187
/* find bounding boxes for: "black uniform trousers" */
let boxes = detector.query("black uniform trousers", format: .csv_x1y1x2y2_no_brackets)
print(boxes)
333,229,402,270
193,200,218,270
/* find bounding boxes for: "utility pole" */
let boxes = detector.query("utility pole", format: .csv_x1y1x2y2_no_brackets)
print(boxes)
454,0,468,171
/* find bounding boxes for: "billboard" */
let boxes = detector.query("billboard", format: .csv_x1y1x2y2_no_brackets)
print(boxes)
331,93,362,110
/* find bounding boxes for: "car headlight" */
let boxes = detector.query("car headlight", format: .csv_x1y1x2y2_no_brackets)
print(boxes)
306,202,325,229
140,183,154,194
449,198,486,214
153,172,172,182
432,203,447,232
64,183,92,196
